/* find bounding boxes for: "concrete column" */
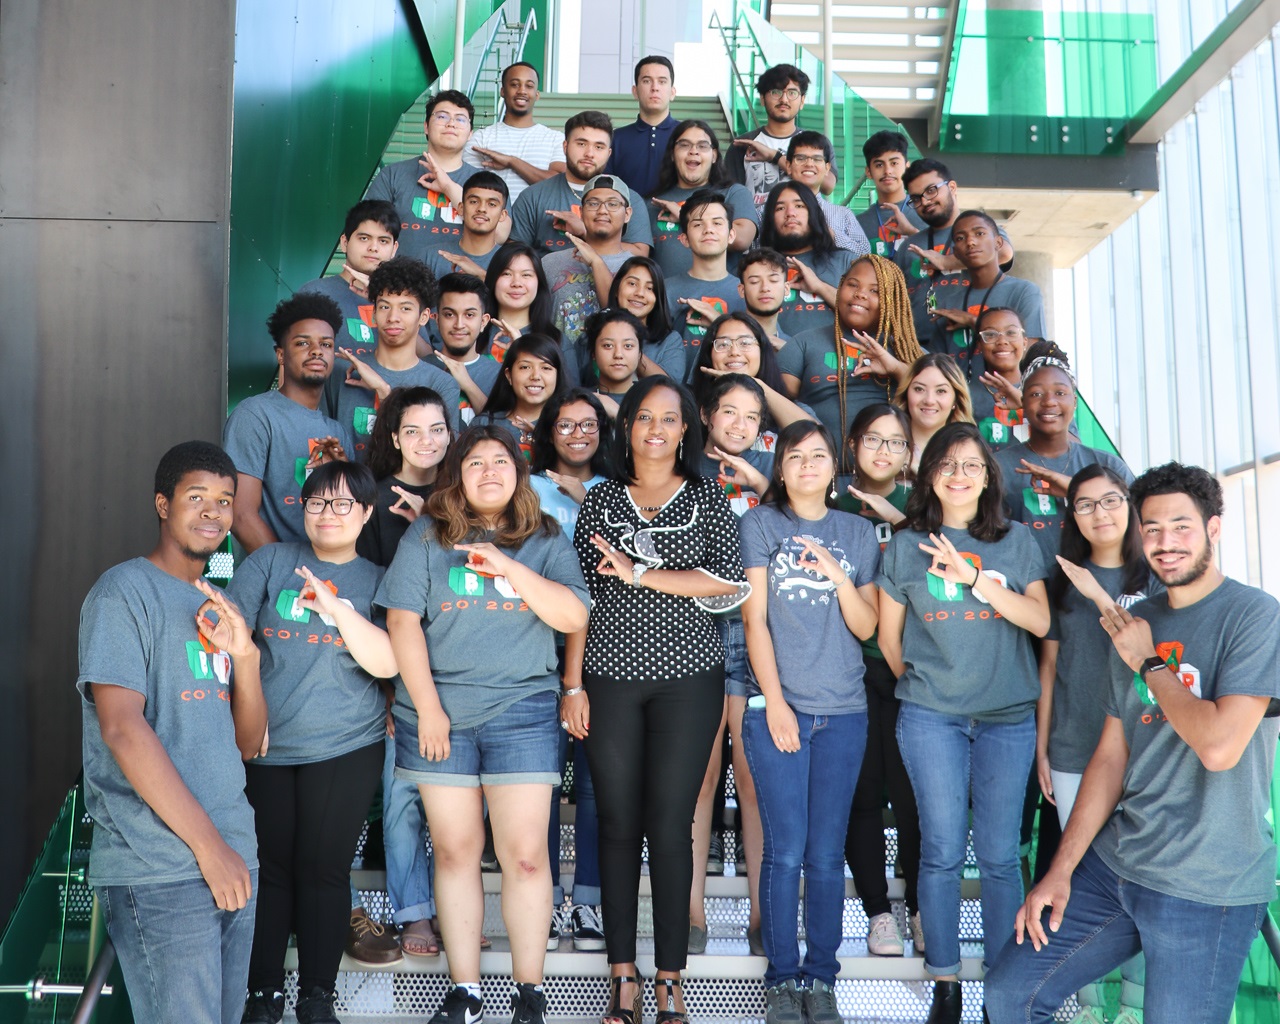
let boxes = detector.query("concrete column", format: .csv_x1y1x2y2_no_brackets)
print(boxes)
1009,249,1056,340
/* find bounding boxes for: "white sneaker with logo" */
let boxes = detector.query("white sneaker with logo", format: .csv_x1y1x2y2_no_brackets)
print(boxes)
866,912,904,956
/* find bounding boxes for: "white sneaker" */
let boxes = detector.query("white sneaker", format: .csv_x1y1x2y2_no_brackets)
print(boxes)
866,912,904,956
908,910,925,954
1112,1009,1144,1024
1066,1007,1108,1024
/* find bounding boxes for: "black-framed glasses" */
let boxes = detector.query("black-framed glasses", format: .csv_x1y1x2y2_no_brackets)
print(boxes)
978,327,1027,345
1073,492,1127,516
553,419,601,436
938,458,986,478
790,153,827,165
860,434,909,454
304,496,356,515
711,335,760,353
906,180,952,208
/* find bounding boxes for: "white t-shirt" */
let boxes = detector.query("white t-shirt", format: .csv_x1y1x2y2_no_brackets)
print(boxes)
463,121,566,201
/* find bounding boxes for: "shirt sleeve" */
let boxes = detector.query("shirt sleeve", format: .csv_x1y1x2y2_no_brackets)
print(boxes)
373,519,432,615
222,402,269,480
509,186,540,247
738,507,770,569
727,184,761,226
224,546,272,633
875,533,906,604
572,485,609,601
776,333,804,377
692,480,750,612
1216,591,1280,700
538,528,592,612
77,582,150,700
851,517,881,587
363,165,395,203
623,185,655,248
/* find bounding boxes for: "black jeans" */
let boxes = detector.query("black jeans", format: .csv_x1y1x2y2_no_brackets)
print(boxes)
244,741,384,994
584,668,724,971
845,656,921,917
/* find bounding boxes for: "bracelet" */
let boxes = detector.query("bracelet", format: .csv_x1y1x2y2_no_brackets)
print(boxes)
832,572,850,588
561,686,584,697
970,565,981,587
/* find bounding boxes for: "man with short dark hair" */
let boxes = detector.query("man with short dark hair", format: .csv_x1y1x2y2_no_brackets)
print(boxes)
606,55,679,199
785,130,868,255
462,62,566,201
80,440,267,1024
364,90,479,260
510,111,654,257
855,130,924,257
986,462,1280,1024
425,273,501,425
224,294,354,553
424,170,509,282
725,63,837,207
736,248,791,348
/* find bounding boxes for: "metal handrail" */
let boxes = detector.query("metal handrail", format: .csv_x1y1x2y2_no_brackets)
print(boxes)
707,10,758,135
494,9,538,123
465,10,510,100
70,938,117,1024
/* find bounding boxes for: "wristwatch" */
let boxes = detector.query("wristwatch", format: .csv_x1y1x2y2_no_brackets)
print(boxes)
632,563,651,587
1139,655,1169,679
771,149,783,165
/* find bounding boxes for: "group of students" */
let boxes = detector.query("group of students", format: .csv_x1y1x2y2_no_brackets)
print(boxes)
75,52,1280,1024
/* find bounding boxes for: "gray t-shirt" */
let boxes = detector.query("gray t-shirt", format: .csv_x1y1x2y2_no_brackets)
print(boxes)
969,378,1027,453
374,518,590,728
646,329,687,380
226,543,387,765
297,276,379,361
509,174,654,256
919,272,1045,361
775,249,850,337
78,559,258,886
992,441,1133,560
425,242,498,283
543,248,634,373
327,356,461,461
1046,565,1162,773
857,199,926,258
892,222,1011,336
698,448,774,517
740,505,880,714
363,155,478,261
423,352,502,426
777,325,898,447
222,391,357,545
649,183,760,278
663,271,748,378
1092,579,1280,906
878,522,1048,721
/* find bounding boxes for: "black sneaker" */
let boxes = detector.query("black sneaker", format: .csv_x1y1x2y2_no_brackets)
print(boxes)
706,831,724,875
733,832,747,874
241,989,284,1024
509,982,547,1024
547,904,569,950
481,820,499,872
294,987,340,1024
430,985,485,1024
570,903,606,951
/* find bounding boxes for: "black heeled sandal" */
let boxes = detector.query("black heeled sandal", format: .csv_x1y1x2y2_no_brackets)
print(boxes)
602,974,643,1024
654,977,689,1024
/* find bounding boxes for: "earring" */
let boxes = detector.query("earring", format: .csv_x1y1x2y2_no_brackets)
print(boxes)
830,477,838,501
678,439,684,460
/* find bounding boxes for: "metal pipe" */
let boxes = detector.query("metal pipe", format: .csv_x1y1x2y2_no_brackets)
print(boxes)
821,0,834,139
453,0,467,89
70,940,117,1024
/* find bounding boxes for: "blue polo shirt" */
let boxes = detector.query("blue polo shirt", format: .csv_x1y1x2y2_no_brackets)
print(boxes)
606,114,679,199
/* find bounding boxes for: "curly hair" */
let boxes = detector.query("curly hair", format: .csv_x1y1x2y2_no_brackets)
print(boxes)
155,441,237,499
266,292,343,346
426,425,558,548
1130,462,1224,525
365,386,451,481
368,255,438,311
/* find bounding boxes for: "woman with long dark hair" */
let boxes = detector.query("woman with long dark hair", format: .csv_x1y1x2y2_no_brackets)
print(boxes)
474,333,568,462
482,240,576,384
562,377,748,1024
378,426,590,1024
606,256,685,379
877,422,1050,1024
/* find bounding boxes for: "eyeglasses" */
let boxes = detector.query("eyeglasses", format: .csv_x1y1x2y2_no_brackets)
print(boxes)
860,434,909,454
978,327,1026,345
674,140,713,153
303,496,357,516
1073,492,1127,516
553,419,601,436
790,153,827,165
711,335,760,353
430,111,472,126
937,458,987,478
583,197,626,211
906,180,951,208
767,88,802,100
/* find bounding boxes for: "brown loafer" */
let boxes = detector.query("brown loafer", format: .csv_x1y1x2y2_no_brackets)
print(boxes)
345,908,403,967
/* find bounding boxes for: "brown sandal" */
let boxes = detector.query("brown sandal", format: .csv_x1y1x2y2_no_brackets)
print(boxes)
602,974,643,1024
654,977,688,1024
399,918,440,957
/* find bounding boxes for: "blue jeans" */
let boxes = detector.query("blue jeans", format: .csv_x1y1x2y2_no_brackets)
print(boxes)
985,848,1267,1024
381,733,435,923
572,737,601,904
743,707,867,988
100,871,258,1024
896,701,1035,975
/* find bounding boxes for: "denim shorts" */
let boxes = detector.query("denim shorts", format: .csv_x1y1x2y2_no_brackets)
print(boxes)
718,616,749,698
393,690,561,787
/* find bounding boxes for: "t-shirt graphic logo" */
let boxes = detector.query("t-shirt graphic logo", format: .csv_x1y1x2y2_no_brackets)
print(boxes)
980,418,1007,445
275,579,342,625
971,568,1007,606
770,538,851,606
784,267,821,304
824,339,862,372
657,201,683,233
1023,488,1058,516
687,296,729,338
448,565,485,597
411,191,463,224
1132,640,1200,705
354,407,377,436
294,439,326,487
346,317,375,347
926,551,980,602
186,633,230,686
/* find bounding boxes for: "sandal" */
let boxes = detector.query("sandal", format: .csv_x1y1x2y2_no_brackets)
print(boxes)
654,977,689,1024
399,918,440,958
601,974,643,1024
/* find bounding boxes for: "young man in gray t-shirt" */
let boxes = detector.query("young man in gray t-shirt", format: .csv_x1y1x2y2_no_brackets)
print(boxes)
79,441,266,1024
987,463,1280,1024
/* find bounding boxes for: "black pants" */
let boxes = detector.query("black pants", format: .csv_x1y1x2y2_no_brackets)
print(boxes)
244,741,384,994
845,656,921,917
584,668,724,971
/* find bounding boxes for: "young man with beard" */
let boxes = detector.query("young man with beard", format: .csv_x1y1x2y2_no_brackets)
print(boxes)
606,56,680,199
426,273,502,425
424,171,509,283
986,463,1280,1024
854,131,924,258
224,295,354,553
757,181,849,336
79,441,266,1024
736,248,792,349
786,130,869,256
510,111,654,257
462,62,566,202
364,90,479,261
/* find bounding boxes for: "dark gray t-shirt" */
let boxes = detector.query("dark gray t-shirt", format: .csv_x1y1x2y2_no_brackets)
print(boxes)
297,276,379,361
775,250,850,337
919,272,1045,361
892,222,1011,335
857,199,926,259
993,441,1133,560
227,543,387,765
1046,564,1162,773
646,329,687,380
740,505,880,714
326,355,461,461
363,155,478,261
649,183,760,278
423,352,502,426
878,522,1048,721
777,325,899,449
222,391,356,545
663,271,747,377
78,559,258,886
374,518,589,728
1092,579,1280,906
425,242,499,283
697,448,774,518
543,248,634,372
969,378,1027,453
509,174,654,255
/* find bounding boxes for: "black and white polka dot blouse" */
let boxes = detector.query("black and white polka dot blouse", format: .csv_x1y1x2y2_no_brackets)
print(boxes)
572,477,750,681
